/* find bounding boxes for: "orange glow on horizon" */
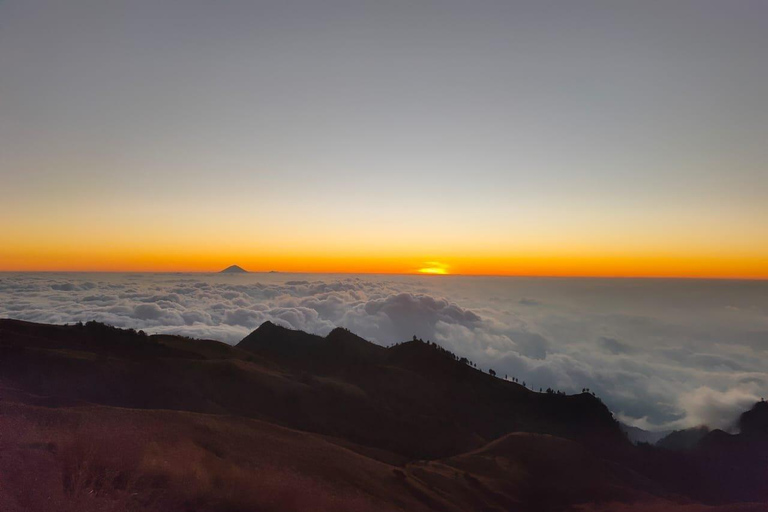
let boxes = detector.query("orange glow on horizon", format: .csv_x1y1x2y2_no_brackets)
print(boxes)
1,244,766,279
3,185,766,280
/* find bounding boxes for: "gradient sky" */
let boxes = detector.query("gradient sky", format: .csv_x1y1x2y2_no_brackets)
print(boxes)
1,1,766,276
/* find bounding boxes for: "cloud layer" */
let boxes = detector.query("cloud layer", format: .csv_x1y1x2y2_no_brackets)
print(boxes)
1,273,766,431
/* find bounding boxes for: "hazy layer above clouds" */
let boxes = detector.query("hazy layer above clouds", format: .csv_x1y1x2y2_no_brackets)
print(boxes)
1,273,766,431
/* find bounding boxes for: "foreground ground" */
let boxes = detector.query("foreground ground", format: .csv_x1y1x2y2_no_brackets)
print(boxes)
0,319,765,511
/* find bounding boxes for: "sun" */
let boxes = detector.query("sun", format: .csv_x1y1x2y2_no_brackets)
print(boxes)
417,262,449,275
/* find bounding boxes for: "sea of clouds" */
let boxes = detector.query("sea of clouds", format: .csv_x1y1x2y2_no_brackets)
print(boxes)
1,272,766,431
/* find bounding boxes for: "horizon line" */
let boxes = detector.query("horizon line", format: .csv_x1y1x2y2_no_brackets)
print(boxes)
1,269,766,281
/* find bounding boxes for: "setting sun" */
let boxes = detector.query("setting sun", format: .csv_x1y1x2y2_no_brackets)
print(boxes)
418,262,449,275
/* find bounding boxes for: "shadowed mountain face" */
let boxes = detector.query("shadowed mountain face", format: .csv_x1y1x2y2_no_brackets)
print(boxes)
237,322,625,457
0,318,765,512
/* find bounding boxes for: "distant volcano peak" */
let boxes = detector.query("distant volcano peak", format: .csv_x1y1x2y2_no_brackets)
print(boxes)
220,265,248,274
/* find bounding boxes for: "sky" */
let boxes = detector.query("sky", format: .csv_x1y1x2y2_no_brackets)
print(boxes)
1,1,767,277
2,272,766,431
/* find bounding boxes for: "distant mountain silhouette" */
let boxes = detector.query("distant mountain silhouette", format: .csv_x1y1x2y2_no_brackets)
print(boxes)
656,425,711,450
0,317,766,511
220,264,248,273
240,323,388,366
620,422,671,445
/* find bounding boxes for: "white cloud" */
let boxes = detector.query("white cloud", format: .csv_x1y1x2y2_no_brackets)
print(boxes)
0,273,766,430
677,385,762,431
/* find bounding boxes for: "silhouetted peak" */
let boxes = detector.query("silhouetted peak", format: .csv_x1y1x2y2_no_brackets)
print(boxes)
237,321,323,356
244,320,308,339
389,339,435,355
739,400,768,436
326,326,354,338
698,428,734,450
657,425,710,451
387,338,472,372
220,265,248,273
255,320,279,331
324,327,387,362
